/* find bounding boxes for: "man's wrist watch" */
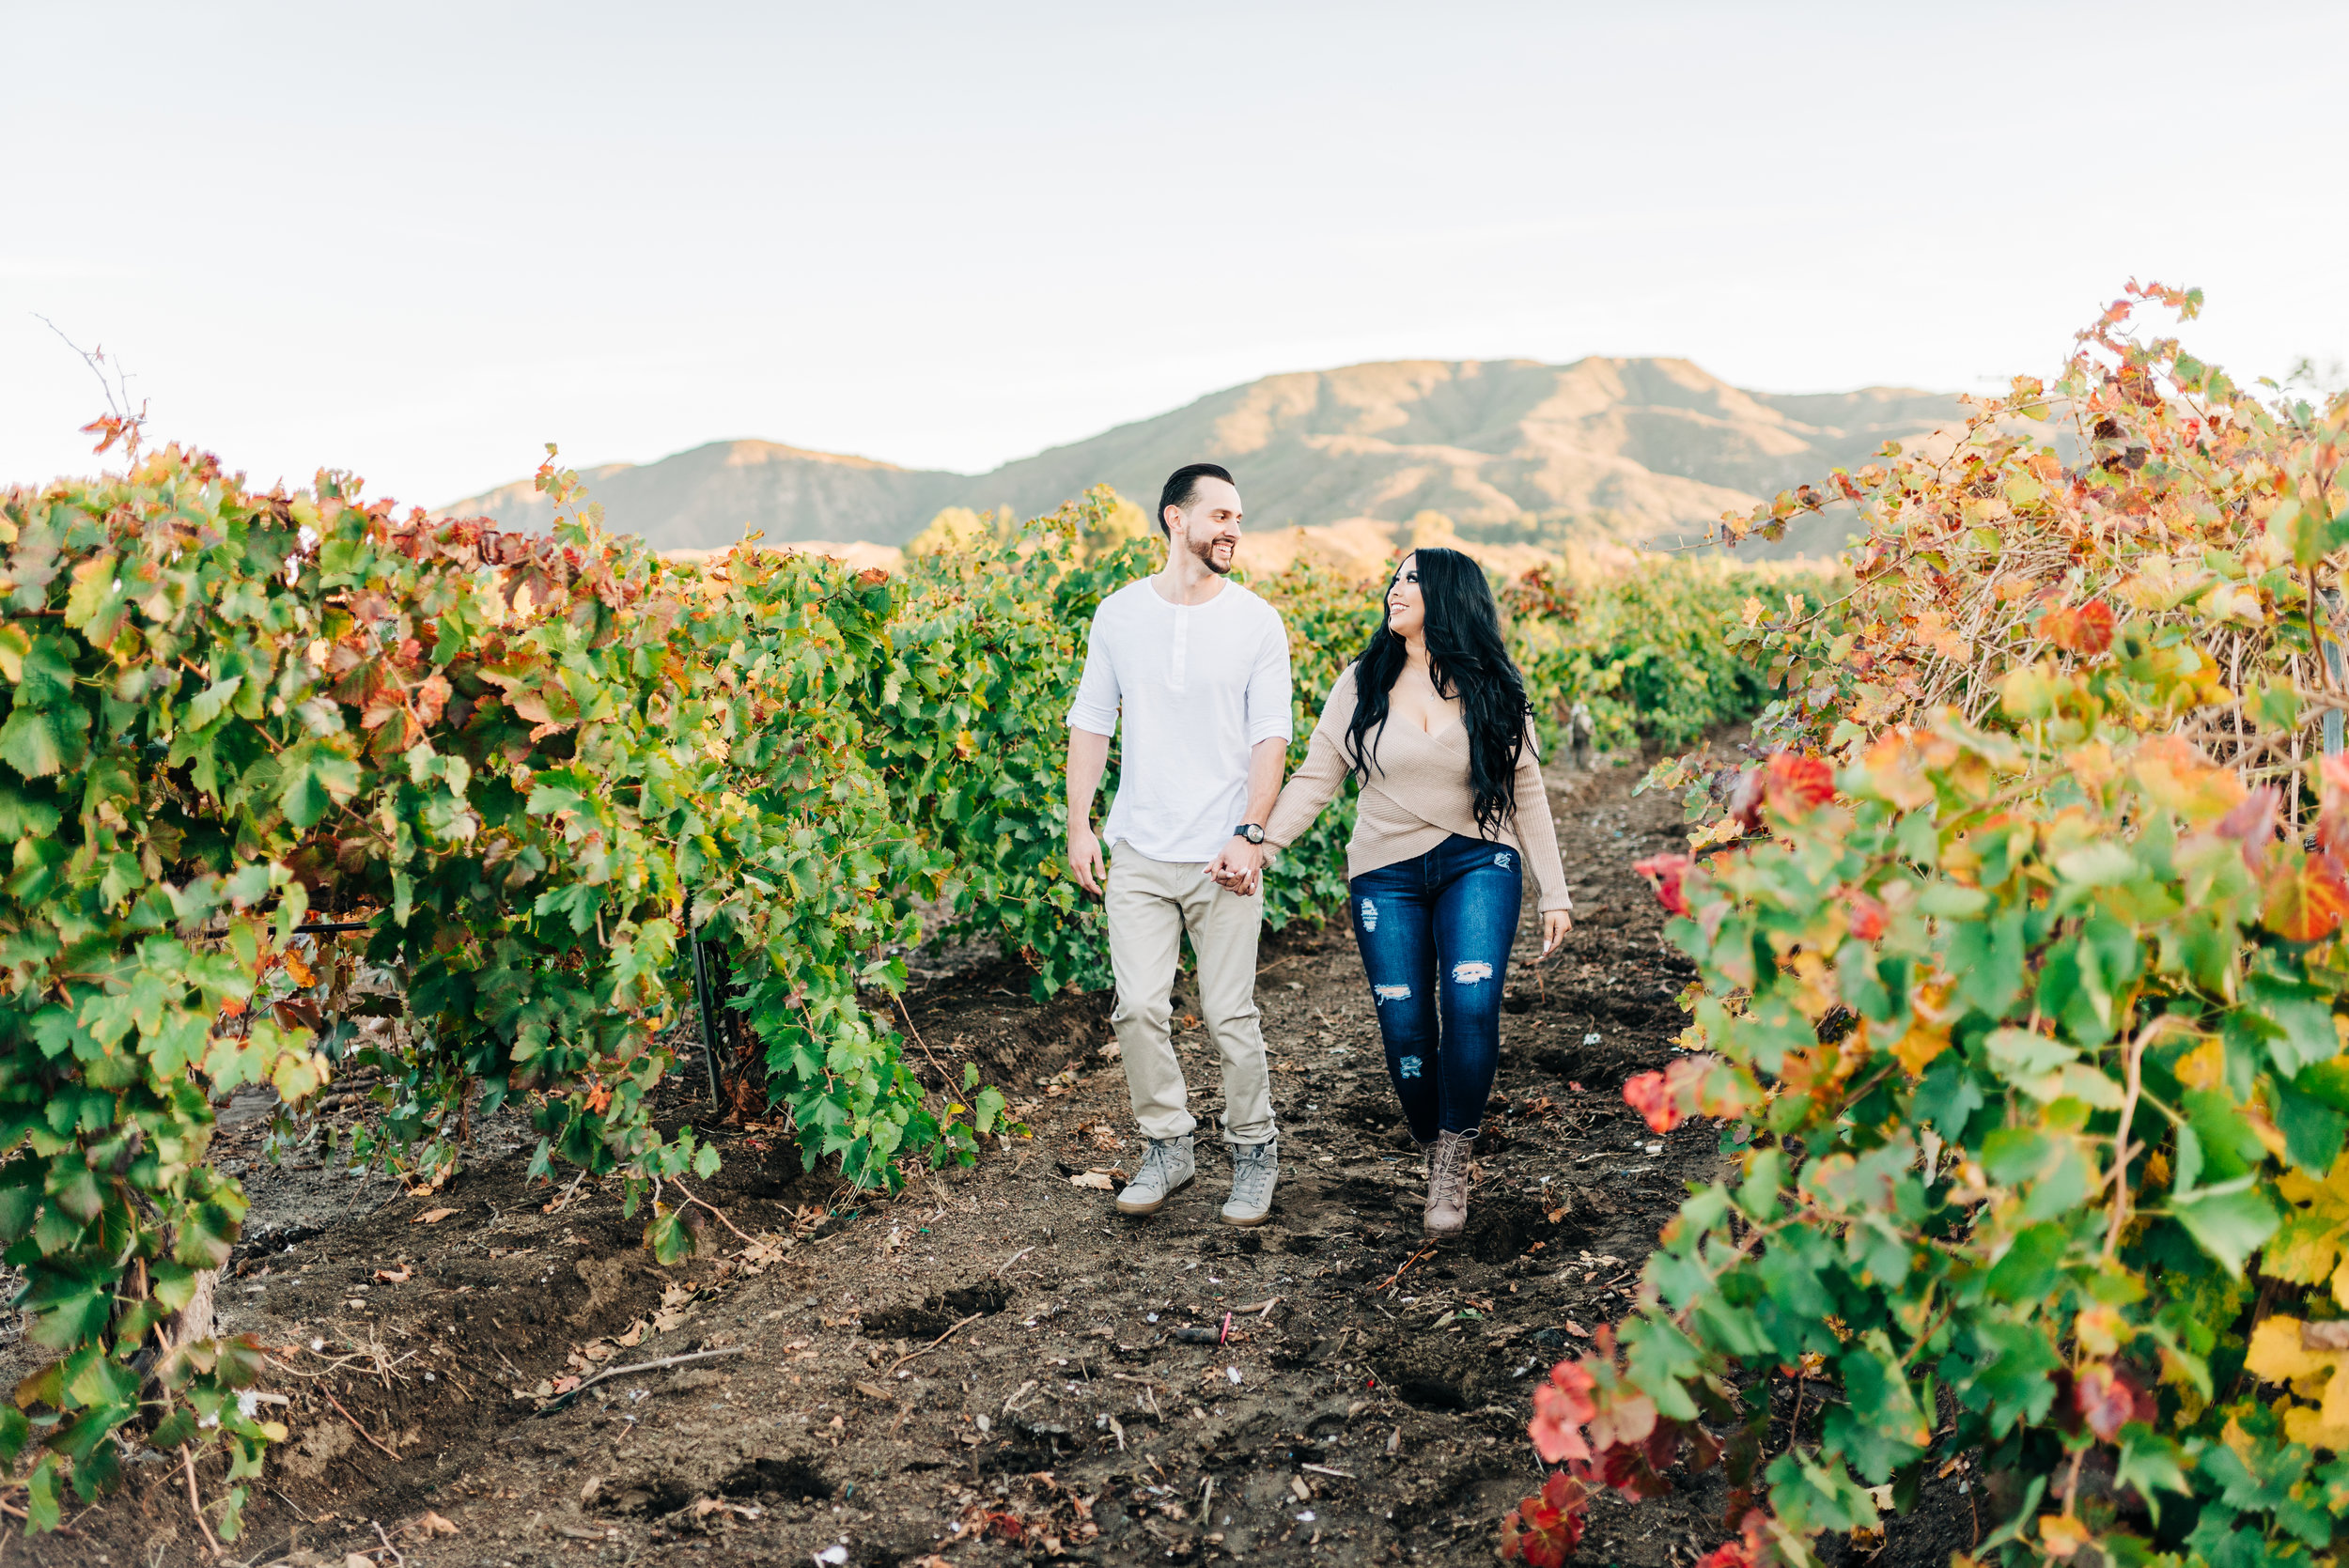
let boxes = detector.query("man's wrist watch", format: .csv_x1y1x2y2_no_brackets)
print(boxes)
1236,823,1266,845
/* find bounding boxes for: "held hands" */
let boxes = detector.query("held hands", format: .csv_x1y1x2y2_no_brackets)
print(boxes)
1204,837,1265,897
1539,908,1573,958
1067,823,1107,897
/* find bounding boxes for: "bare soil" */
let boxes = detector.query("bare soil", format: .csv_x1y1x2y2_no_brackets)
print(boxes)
39,739,1978,1568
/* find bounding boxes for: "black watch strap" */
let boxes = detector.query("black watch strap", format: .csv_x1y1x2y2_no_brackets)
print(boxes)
1237,823,1266,845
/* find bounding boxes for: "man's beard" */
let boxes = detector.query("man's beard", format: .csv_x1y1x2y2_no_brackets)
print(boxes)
1189,533,1236,576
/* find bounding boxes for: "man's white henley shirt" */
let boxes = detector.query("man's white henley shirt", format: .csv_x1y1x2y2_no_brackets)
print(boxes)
1066,578,1293,865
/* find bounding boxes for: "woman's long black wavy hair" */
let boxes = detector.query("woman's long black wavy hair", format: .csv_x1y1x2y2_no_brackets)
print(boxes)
1344,546,1532,836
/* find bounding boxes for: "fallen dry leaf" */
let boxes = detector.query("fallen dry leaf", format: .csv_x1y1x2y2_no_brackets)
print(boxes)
412,1207,456,1225
855,1380,892,1400
614,1320,646,1348
413,1510,459,1538
1563,1320,1592,1338
371,1266,411,1284
1066,1171,1114,1191
581,1476,602,1504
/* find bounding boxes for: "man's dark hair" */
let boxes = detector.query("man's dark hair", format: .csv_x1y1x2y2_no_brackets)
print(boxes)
1157,462,1236,538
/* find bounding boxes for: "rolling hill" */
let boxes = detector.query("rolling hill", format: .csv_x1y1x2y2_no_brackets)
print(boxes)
442,357,1962,561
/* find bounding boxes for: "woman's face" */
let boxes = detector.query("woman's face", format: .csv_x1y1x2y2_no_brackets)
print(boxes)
1386,553,1426,640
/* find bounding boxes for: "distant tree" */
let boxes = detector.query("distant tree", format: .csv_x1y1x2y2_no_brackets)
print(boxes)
908,504,1012,555
1406,509,1457,549
1079,489,1154,563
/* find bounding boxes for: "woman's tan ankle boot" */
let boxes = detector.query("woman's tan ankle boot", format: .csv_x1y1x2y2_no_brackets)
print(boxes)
1424,1130,1473,1237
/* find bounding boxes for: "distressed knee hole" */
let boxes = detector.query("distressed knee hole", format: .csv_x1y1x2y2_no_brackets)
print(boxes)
1358,897,1378,932
1397,1055,1423,1079
1450,960,1494,985
1373,984,1412,1004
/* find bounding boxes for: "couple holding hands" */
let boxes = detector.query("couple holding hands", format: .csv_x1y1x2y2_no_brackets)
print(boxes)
1064,463,1572,1238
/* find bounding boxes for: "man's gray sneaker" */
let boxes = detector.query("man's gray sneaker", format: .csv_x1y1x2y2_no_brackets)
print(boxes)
1115,1135,1196,1216
1221,1138,1279,1227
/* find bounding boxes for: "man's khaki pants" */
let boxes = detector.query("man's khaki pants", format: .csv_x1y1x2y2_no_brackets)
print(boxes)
1106,845,1277,1147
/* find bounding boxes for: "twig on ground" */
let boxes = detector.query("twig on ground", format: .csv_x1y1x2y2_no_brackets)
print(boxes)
995,1245,1036,1279
179,1446,223,1560
663,1177,757,1246
370,1519,405,1566
1370,1242,1437,1294
537,1344,751,1414
320,1389,402,1462
894,994,958,1087
886,1312,987,1376
543,1166,591,1215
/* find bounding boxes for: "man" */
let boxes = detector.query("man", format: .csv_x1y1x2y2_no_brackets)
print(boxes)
1066,462,1290,1225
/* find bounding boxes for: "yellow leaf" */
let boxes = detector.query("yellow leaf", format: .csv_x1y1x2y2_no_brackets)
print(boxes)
1891,1019,1951,1077
2266,1218,2342,1289
2174,1039,2225,1092
2223,1415,2262,1468
2248,1108,2291,1160
2131,736,2245,825
2075,1305,2123,1358
2039,1514,2092,1560
2281,1402,2349,1451
2248,1317,2327,1383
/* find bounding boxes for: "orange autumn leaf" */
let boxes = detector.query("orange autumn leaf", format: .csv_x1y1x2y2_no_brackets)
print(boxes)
2040,598,2117,656
2263,850,2349,942
1764,752,1836,815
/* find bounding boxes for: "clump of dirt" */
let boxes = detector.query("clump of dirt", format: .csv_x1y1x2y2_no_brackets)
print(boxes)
46,737,1974,1568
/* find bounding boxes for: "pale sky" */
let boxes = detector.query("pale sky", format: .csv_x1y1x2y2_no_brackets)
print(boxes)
5,2,2343,509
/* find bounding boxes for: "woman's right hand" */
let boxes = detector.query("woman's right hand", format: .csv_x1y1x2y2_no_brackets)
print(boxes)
1539,908,1572,957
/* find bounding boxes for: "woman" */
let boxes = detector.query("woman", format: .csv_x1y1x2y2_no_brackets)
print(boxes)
1260,548,1572,1238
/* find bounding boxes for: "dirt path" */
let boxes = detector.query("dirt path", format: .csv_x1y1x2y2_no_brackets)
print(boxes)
55,738,1971,1568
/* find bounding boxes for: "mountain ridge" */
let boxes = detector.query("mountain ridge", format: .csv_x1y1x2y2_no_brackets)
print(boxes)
441,356,1964,560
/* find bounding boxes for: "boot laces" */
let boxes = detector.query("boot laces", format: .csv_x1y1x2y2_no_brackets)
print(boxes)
1431,1135,1472,1209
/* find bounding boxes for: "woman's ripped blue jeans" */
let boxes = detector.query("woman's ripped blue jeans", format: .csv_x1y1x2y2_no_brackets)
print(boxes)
1347,834,1523,1142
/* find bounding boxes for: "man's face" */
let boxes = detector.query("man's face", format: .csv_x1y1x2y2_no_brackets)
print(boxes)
1167,477,1244,575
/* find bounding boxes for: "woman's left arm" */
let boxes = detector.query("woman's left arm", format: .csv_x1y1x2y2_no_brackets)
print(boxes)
1513,722,1574,956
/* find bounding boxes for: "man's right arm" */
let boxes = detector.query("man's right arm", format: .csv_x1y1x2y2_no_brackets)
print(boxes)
1065,607,1120,898
1066,727,1112,896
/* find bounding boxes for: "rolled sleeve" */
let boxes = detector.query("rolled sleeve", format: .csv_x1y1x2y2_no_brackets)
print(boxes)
1243,613,1295,746
1066,610,1120,736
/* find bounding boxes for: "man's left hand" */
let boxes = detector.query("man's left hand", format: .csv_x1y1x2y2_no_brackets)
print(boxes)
1205,838,1265,897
